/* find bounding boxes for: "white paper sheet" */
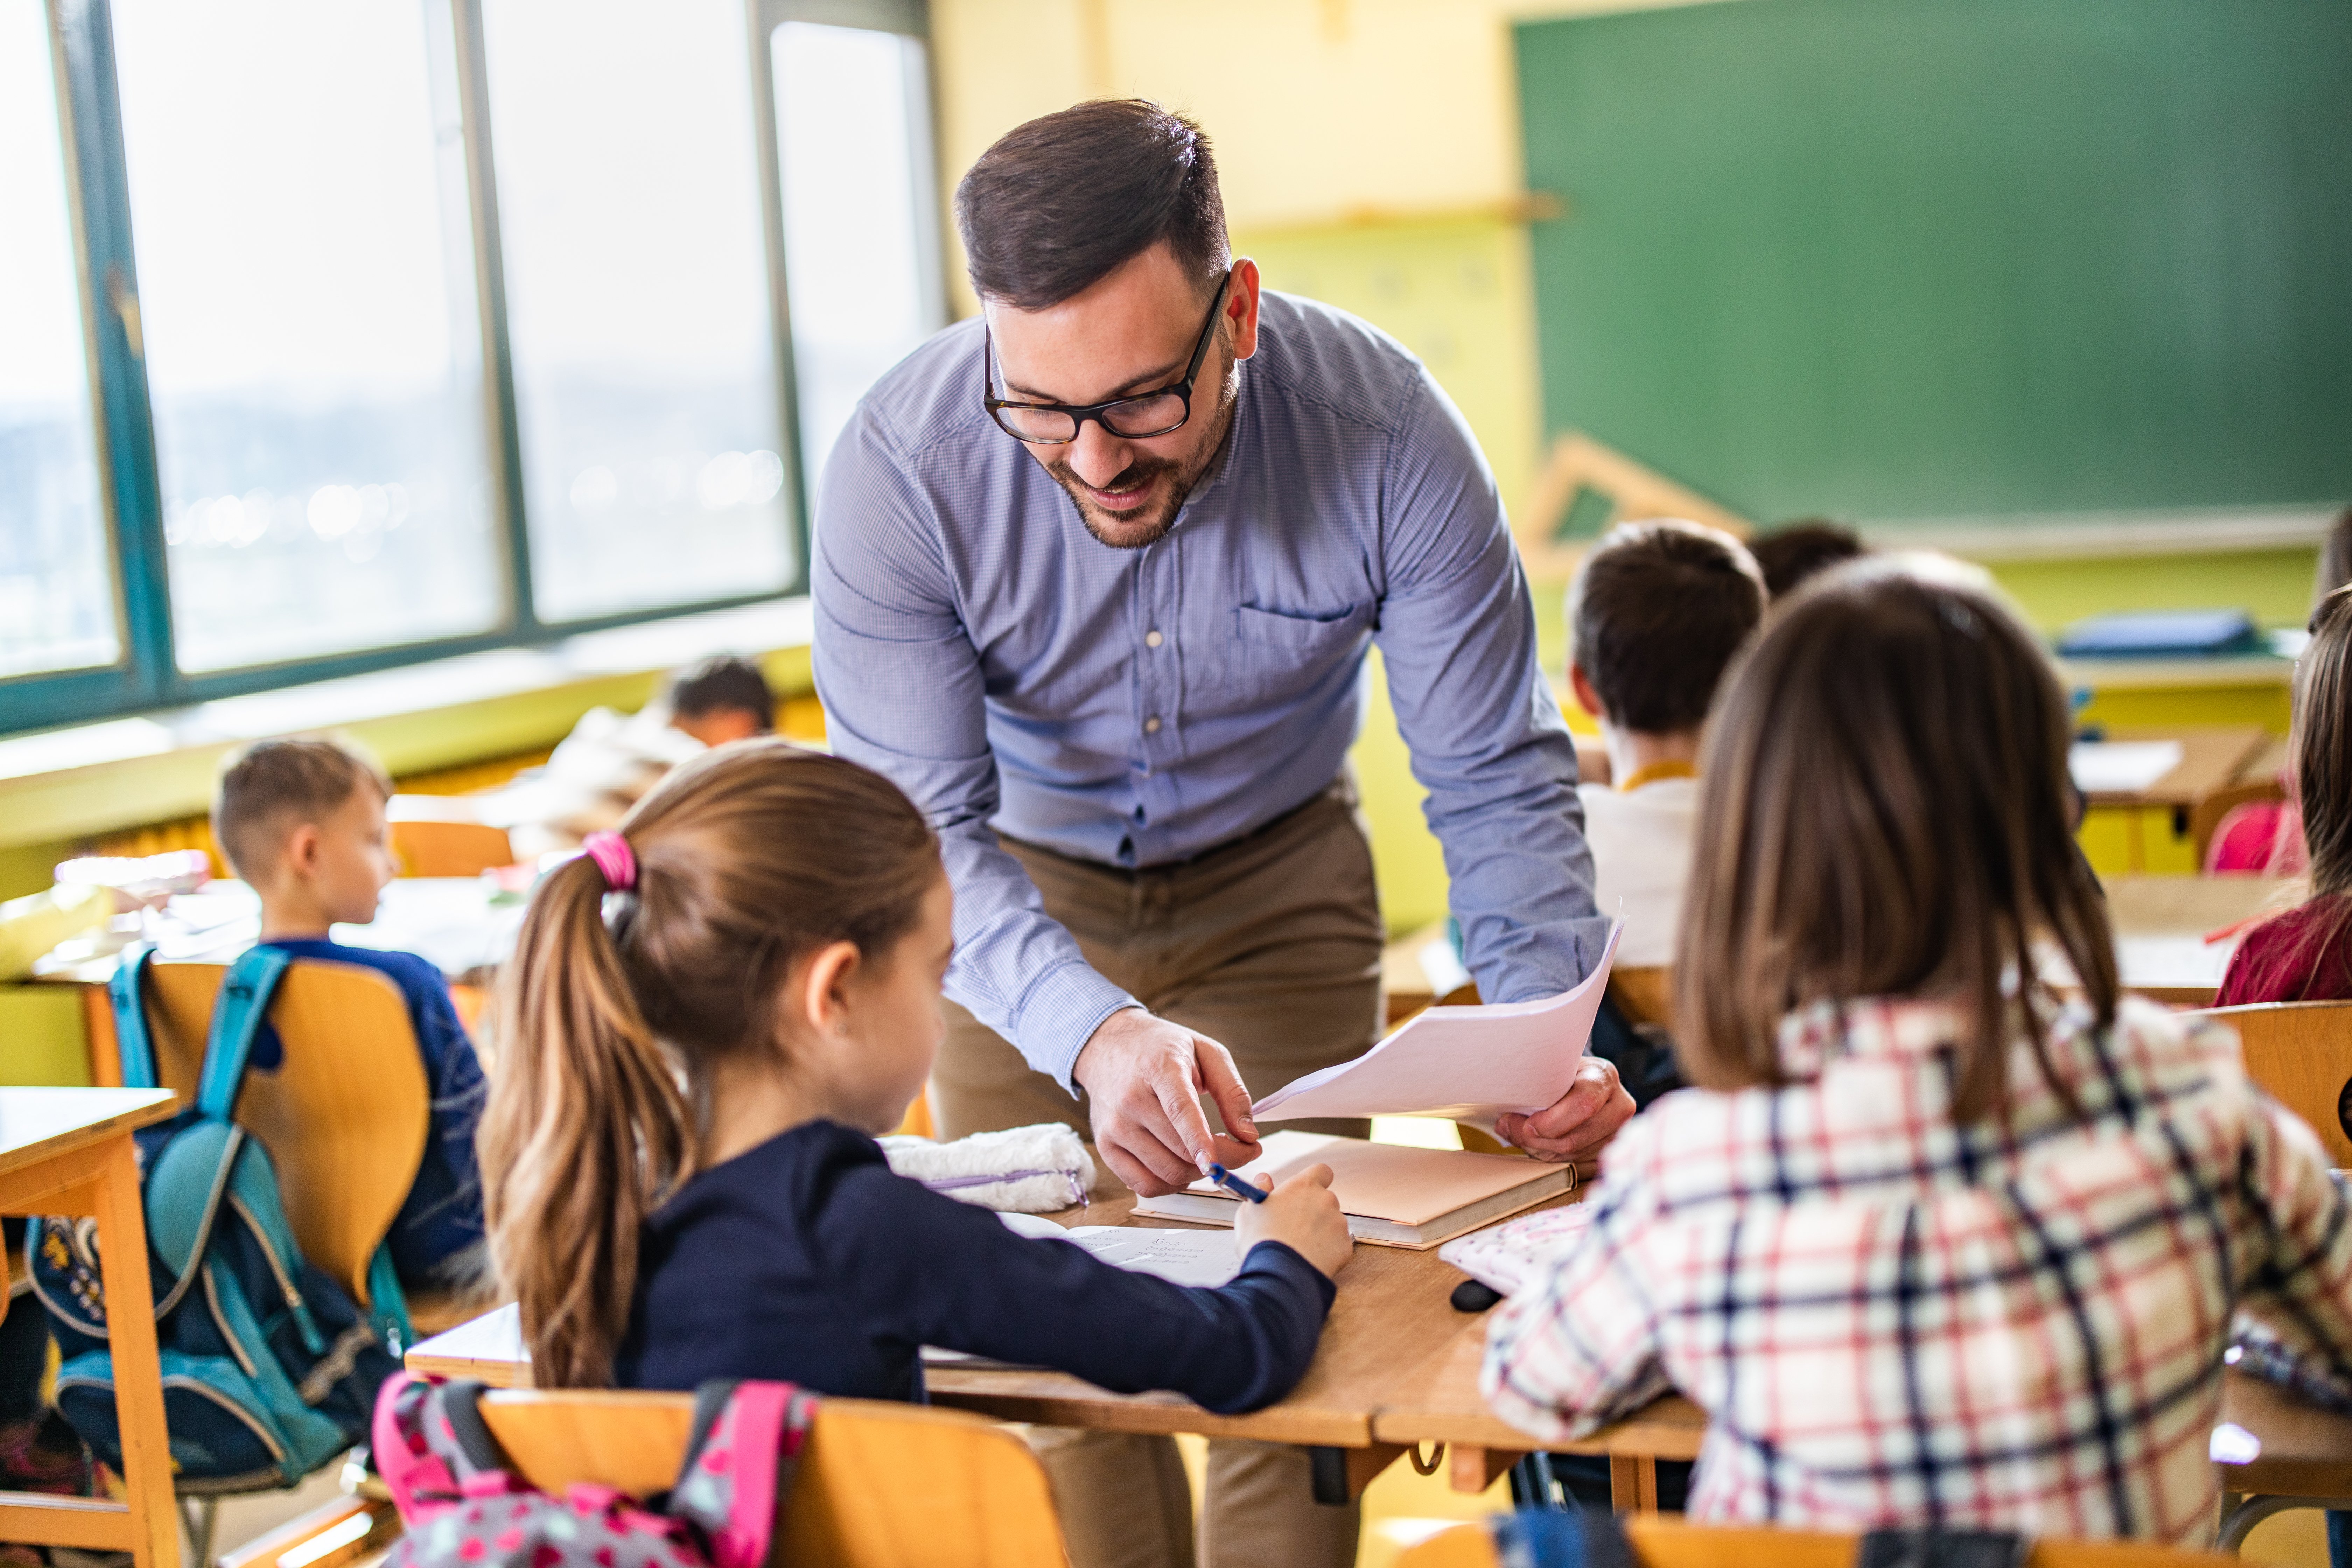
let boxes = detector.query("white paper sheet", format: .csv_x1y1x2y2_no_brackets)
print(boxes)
1248,923,1623,1126
2068,740,2184,795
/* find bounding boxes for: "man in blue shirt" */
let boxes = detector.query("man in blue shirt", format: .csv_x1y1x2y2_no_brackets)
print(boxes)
815,100,1628,1567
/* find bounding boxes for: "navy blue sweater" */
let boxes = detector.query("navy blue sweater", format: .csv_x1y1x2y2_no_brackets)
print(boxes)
255,940,488,1286
614,1120,1335,1413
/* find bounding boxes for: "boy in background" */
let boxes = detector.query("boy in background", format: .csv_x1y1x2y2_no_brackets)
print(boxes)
213,739,487,1290
1745,518,1865,601
1567,520,1766,968
506,654,776,856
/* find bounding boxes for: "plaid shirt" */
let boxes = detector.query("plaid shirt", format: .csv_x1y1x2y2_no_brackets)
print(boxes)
1481,993,2352,1543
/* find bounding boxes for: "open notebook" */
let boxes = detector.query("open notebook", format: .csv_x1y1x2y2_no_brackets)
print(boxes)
1129,1130,1572,1250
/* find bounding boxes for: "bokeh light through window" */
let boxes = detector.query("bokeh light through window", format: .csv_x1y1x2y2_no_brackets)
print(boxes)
112,0,502,674
0,0,119,679
484,0,793,624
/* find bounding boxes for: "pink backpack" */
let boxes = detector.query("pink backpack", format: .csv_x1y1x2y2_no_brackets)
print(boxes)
374,1375,816,1568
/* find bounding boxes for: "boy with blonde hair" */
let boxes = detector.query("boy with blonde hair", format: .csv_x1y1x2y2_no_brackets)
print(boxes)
213,738,486,1288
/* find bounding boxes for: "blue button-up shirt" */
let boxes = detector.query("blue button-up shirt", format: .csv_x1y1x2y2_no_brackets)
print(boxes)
813,290,1605,1088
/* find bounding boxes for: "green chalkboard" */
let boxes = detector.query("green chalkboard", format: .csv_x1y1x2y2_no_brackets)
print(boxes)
1516,0,2352,526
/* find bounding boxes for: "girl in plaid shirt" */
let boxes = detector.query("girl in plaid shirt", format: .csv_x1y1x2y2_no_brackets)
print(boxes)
1482,557,2352,1543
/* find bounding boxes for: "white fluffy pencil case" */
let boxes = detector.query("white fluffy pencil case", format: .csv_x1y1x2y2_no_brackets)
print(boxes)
880,1122,1095,1213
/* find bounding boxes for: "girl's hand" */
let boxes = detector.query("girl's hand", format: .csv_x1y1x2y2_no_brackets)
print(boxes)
1232,1163,1353,1279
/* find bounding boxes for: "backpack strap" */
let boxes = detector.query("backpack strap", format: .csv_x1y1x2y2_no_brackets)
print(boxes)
432,1379,511,1476
197,947,295,1122
109,944,159,1090
668,1380,813,1568
364,1243,413,1359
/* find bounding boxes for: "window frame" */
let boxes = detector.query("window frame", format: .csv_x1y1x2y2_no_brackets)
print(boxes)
1,0,938,738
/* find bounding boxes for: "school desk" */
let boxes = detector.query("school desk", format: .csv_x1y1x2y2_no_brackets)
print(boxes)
0,1087,181,1568
404,1181,1693,1508
2080,726,2273,875
2102,875,2292,1006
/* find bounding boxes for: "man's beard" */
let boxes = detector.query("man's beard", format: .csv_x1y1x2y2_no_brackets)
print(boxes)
1043,380,1236,551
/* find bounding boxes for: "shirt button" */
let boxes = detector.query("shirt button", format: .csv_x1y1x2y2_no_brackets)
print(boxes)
1145,630,1164,649
1144,716,1162,734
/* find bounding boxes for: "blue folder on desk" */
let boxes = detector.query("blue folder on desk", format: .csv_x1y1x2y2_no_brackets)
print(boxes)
2056,609,2261,659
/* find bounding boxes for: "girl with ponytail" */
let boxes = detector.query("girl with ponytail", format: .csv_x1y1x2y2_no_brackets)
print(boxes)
480,739,1349,1398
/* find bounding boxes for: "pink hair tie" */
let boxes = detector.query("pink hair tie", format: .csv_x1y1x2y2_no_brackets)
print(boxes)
581,831,637,892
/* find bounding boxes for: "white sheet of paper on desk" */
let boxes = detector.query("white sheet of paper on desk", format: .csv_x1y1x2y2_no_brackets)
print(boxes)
1249,923,1623,1126
2068,740,2183,795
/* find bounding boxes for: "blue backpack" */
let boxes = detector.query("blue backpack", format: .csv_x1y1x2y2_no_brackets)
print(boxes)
30,944,411,1491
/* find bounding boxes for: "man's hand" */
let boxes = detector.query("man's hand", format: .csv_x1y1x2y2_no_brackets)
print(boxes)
1494,1055,1635,1165
1073,1009,1263,1196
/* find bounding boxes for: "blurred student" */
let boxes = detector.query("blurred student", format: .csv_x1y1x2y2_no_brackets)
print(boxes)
214,739,488,1289
1484,559,2352,1541
506,655,775,857
1566,520,1764,968
2217,585,2352,1001
2207,510,2352,875
479,742,1349,1563
1746,518,1865,600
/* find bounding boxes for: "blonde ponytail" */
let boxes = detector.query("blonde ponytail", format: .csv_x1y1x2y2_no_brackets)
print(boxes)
480,851,692,1388
478,740,939,1387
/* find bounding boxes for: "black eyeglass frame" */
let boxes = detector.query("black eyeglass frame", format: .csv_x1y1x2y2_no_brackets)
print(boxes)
982,270,1234,445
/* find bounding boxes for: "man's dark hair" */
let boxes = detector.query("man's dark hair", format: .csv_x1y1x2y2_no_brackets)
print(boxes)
957,100,1230,310
1748,520,1866,601
213,737,391,880
668,655,774,730
1569,520,1766,735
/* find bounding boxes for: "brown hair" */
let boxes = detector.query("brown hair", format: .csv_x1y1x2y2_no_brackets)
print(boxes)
956,100,1229,309
2295,586,2352,907
480,740,940,1388
1674,558,2117,1122
668,654,774,730
1568,519,1765,735
1748,520,1867,601
212,737,392,880
2317,506,2352,607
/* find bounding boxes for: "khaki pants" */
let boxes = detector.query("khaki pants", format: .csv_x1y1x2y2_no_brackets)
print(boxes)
934,778,1384,1568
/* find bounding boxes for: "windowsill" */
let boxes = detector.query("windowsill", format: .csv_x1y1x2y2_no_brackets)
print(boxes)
0,596,815,850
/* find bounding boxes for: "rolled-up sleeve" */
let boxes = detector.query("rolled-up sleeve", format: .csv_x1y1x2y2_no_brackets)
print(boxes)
813,415,1137,1089
1372,373,1608,1001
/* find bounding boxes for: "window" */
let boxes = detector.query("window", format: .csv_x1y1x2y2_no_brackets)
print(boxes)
0,0,117,679
773,19,944,492
0,0,938,738
112,0,503,673
484,0,794,624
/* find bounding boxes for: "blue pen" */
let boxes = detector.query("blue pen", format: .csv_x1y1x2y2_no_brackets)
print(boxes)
1208,1163,1268,1203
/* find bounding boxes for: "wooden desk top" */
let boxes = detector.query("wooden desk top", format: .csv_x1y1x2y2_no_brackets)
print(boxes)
2216,1367,2352,1501
2106,876,2295,937
1366,1313,1706,1459
2085,727,2271,810
0,1088,176,1180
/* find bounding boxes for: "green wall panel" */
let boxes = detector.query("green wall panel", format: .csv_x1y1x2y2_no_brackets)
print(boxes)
1516,0,2352,525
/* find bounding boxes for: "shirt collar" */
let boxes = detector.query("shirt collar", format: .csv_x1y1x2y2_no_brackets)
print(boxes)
1773,995,1974,1079
1617,759,1697,794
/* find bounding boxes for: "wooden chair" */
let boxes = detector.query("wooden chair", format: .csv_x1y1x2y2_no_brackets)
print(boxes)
2186,999,2352,1167
2189,778,2288,872
468,1388,1069,1568
387,806,515,878
1610,967,1675,1029
139,962,485,1332
1398,1517,2229,1568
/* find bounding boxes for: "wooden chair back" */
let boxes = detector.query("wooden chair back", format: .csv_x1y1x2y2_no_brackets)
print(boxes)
2188,999,2352,1166
139,961,432,1311
1398,1518,2228,1567
471,1389,1069,1568
389,819,515,878
2189,777,2288,870
1610,967,1675,1029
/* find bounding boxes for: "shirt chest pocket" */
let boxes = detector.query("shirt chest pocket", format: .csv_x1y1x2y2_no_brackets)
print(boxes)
1206,601,1374,709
